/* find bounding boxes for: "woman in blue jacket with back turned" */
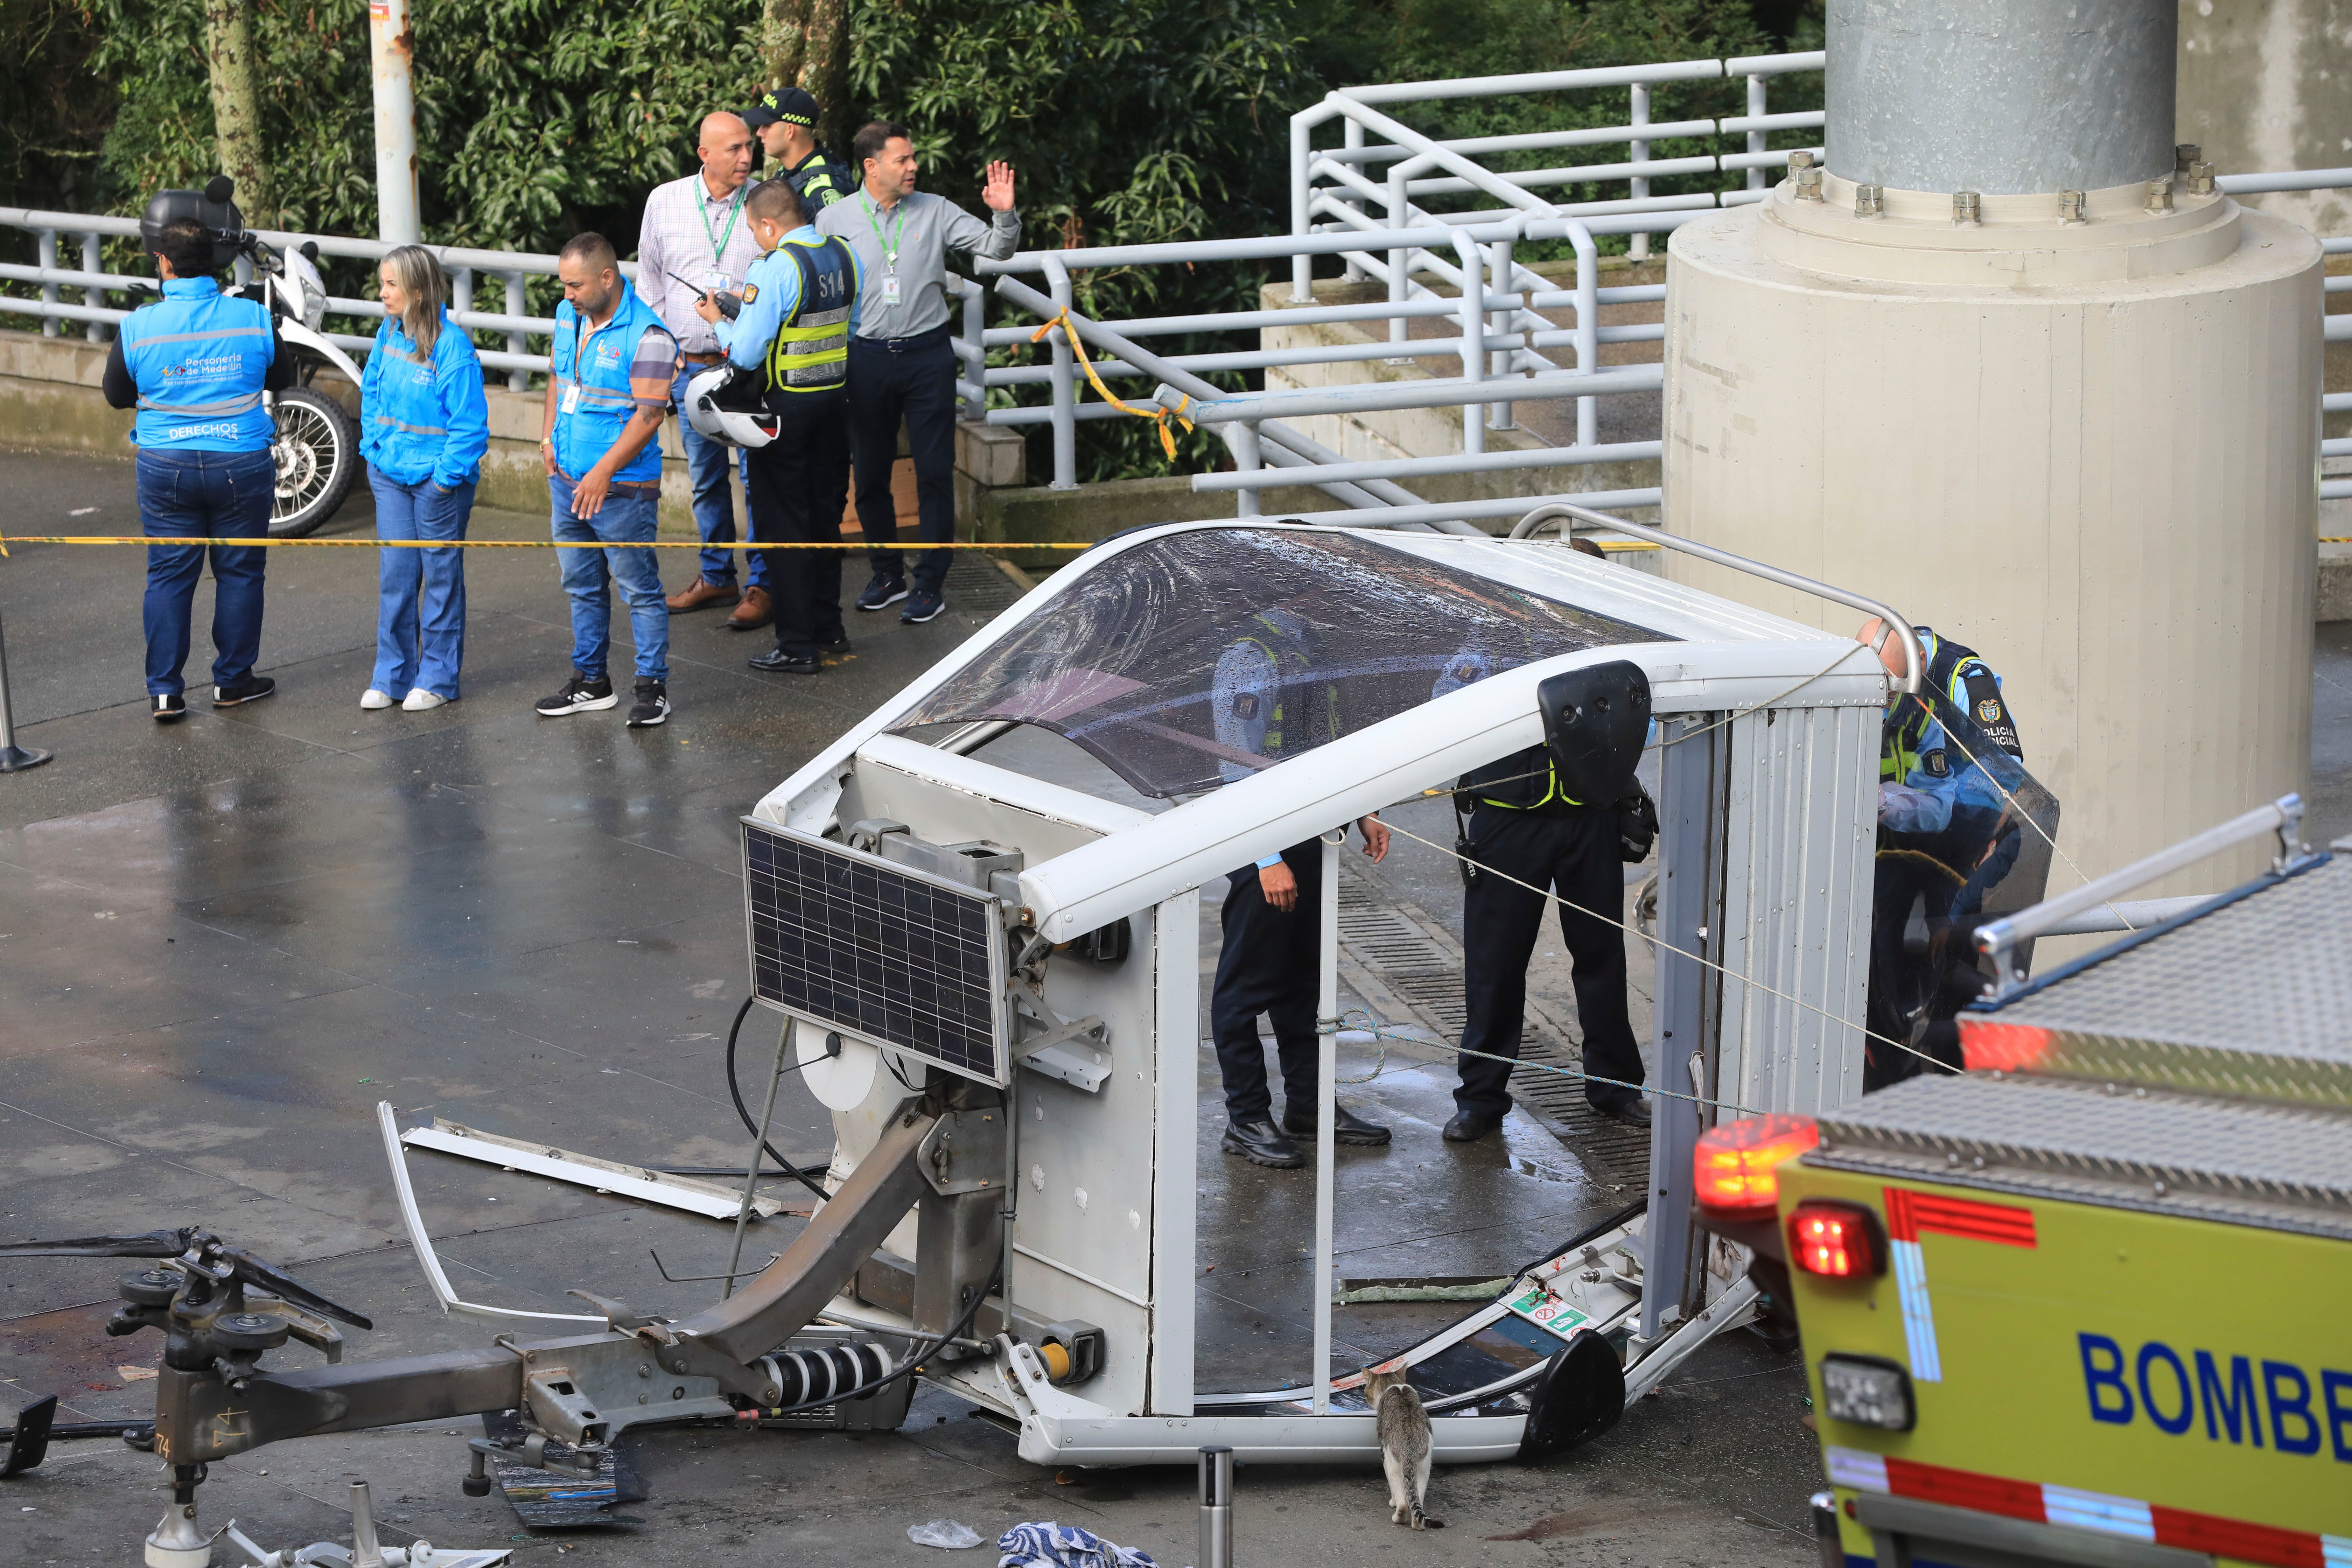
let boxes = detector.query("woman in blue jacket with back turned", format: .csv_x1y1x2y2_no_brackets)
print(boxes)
359,245,489,711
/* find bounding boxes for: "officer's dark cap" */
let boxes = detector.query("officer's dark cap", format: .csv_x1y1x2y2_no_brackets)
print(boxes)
743,86,819,130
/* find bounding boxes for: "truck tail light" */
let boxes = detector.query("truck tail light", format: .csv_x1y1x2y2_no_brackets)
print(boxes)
1693,1114,1818,1223
1787,1200,1885,1278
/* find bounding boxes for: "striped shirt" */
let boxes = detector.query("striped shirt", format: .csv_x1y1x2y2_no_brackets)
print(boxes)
635,171,765,355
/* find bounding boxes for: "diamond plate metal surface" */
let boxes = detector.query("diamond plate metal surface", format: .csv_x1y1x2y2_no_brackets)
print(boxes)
1975,855,2352,1105
1807,1074,2352,1242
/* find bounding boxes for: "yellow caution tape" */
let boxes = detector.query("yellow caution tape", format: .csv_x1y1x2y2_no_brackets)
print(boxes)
0,536,1093,557
1028,309,1194,462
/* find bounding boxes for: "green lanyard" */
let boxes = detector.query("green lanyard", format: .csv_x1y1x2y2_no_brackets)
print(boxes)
864,195,907,270
698,185,746,267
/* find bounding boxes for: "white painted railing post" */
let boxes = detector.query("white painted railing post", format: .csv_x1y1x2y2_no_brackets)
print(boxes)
1488,236,1516,430
1044,260,1077,490
1747,74,1769,191
1630,83,1652,261
36,229,57,338
1342,119,1367,283
1450,227,1484,456
81,233,105,342
504,271,528,392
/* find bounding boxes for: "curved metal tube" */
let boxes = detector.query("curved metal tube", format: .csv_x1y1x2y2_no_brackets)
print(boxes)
1508,501,1923,694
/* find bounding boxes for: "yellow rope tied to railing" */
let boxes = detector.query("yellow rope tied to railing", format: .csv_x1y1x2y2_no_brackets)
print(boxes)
1028,308,1195,461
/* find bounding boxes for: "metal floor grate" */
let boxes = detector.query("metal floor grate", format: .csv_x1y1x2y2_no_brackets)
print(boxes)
1336,873,1651,1190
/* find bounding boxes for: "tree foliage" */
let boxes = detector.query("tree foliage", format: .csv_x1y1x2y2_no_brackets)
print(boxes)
20,0,1814,478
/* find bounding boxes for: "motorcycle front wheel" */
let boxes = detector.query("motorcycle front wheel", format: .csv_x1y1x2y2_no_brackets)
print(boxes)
269,387,359,538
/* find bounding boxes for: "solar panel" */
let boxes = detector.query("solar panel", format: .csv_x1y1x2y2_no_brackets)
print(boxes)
741,819,1006,1084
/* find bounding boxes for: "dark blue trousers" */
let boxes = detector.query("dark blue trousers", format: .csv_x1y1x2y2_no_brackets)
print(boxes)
137,447,273,698
746,388,852,658
1211,838,1324,1124
847,327,957,595
1456,804,1645,1119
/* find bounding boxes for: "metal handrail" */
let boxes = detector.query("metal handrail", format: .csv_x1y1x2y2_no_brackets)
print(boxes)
1972,795,2314,1000
1508,500,1926,695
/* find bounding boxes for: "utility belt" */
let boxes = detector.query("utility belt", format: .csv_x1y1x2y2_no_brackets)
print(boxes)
553,467,663,499
1450,773,1658,890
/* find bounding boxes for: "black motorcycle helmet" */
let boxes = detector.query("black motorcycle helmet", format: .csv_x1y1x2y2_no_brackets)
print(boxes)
139,176,246,273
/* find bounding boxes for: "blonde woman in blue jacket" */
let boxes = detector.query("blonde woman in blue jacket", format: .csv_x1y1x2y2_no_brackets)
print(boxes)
359,245,490,710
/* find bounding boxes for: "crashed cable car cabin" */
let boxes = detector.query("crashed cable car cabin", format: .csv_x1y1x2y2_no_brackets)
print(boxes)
735,516,1974,1466
36,517,2062,1559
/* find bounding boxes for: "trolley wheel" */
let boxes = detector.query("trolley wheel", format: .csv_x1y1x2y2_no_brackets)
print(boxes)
268,386,358,538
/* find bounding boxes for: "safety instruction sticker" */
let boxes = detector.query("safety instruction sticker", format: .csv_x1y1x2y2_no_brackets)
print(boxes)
1506,1282,1591,1340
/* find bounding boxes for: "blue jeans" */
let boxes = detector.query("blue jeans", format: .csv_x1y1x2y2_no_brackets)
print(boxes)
549,474,668,684
369,467,474,700
674,363,764,593
137,447,272,698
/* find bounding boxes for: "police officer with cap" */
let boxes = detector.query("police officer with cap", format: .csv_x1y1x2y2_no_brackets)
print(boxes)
1447,685,1650,1142
743,87,853,219
102,194,294,722
698,179,861,676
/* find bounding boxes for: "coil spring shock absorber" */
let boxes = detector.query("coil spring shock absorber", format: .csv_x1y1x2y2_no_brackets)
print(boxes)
743,1342,897,1415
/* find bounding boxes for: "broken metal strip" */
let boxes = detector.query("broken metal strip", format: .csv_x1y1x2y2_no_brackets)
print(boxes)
399,1119,786,1221
374,1102,602,1327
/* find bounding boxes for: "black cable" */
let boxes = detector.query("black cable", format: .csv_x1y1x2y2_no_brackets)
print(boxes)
754,1267,1004,1418
723,995,833,1202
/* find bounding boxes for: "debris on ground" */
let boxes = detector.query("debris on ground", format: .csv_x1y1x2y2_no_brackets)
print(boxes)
908,1519,985,1548
997,1522,1157,1568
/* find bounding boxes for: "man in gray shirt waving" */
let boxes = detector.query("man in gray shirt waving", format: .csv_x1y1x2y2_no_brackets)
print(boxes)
816,120,1018,625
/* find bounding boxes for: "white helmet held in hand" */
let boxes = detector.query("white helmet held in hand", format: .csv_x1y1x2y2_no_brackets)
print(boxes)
683,364,779,449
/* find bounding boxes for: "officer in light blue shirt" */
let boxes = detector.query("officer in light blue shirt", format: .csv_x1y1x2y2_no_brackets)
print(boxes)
102,212,294,722
695,178,862,675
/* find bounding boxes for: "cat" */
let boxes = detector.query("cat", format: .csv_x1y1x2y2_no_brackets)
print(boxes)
1366,1365,1443,1529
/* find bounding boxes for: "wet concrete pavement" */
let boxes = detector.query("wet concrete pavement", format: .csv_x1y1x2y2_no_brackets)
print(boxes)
4,444,2344,1568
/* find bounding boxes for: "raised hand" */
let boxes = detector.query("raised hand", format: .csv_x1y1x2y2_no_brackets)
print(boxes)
981,160,1016,212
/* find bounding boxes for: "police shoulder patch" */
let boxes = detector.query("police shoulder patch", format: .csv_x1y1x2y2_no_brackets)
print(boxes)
1923,749,1951,778
1976,697,2002,723
742,285,758,303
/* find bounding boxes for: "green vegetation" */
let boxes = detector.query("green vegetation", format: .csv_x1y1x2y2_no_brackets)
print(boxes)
7,0,1817,479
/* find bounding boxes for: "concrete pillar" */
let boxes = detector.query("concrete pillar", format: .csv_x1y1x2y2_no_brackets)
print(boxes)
369,0,421,243
1663,0,2320,897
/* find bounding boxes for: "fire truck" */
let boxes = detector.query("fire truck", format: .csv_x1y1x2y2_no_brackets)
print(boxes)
1697,796,2352,1568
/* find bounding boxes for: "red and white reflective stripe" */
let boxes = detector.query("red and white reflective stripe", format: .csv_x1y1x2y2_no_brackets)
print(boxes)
1826,1446,2352,1568
1882,1188,2036,1385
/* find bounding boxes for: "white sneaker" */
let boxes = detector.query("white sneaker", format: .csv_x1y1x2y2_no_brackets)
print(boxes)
361,689,394,710
401,689,448,712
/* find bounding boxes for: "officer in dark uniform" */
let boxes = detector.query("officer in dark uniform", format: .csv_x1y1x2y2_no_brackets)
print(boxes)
1209,608,1395,1169
1857,618,2029,1083
701,178,860,674
1448,727,1651,1141
743,87,853,216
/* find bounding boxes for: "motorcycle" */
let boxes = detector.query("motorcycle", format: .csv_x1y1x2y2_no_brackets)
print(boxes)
239,237,363,537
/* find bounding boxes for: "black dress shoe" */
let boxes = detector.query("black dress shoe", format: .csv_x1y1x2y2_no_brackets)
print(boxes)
1281,1101,1392,1146
1220,1120,1306,1169
749,648,820,674
1442,1110,1504,1143
1594,1098,1653,1129
818,634,851,654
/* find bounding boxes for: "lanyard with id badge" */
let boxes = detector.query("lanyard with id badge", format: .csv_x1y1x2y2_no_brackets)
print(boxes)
699,186,745,302
867,196,907,305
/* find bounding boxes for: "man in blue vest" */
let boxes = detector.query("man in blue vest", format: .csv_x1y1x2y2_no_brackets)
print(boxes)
102,214,294,721
699,179,860,675
536,232,683,728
